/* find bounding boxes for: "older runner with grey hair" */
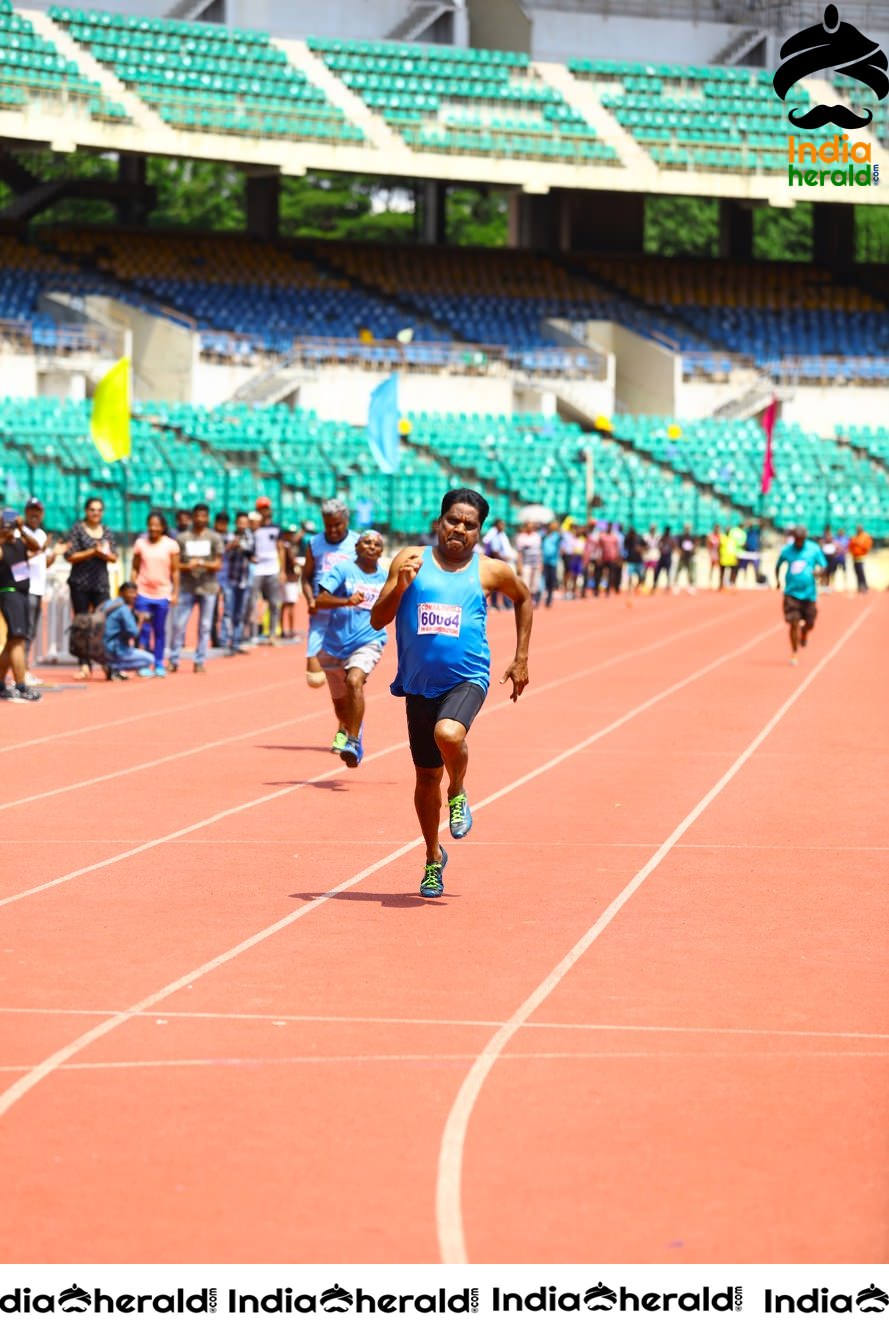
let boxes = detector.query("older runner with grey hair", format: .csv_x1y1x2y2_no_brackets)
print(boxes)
300,499,358,688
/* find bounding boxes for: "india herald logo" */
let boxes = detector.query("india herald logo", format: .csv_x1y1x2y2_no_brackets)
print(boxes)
417,602,462,636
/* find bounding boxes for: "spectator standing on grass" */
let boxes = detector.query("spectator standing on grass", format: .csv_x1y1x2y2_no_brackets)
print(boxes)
65,496,118,679
0,506,41,702
848,525,873,593
541,520,561,609
250,497,283,643
168,503,223,675
103,582,155,681
131,510,180,678
222,511,255,655
21,497,53,685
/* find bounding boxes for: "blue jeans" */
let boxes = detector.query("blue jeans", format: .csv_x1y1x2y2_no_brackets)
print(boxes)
170,592,215,666
135,595,170,668
226,584,250,648
108,645,154,672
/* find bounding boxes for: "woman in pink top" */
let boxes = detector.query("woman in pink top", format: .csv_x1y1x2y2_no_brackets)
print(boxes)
131,511,180,677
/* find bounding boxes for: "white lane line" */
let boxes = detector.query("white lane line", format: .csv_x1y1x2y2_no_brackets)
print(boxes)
0,591,688,757
0,618,781,1118
0,676,294,754
2,600,753,815
435,602,874,1264
1,602,760,909
0,1049,883,1074
2,1008,886,1041
0,704,336,814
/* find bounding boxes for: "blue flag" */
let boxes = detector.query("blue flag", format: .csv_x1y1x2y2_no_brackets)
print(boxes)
367,373,400,475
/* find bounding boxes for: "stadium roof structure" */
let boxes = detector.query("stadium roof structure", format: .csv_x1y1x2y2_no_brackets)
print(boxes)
0,3,885,208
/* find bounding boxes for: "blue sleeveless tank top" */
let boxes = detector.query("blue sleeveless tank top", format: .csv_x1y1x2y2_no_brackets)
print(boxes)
390,547,490,698
309,529,358,628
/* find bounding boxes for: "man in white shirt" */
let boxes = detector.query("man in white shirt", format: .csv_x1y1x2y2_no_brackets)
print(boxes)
249,496,284,643
21,497,53,686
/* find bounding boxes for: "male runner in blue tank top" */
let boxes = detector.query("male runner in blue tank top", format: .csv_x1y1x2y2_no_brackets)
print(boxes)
371,488,533,898
301,498,358,697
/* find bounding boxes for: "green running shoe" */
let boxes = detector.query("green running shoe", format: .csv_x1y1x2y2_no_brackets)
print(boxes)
448,790,473,839
331,729,347,755
419,846,448,898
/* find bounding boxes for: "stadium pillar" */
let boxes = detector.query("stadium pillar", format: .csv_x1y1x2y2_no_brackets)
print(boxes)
246,170,280,241
116,155,150,227
509,190,570,250
419,181,447,245
812,203,855,270
719,199,753,261
565,191,644,253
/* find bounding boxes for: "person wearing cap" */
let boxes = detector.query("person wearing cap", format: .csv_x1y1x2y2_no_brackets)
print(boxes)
301,500,358,688
0,507,41,702
21,497,54,686
314,530,388,766
247,497,284,644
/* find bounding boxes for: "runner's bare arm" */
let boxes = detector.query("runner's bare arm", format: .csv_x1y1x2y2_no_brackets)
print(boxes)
482,557,533,701
301,546,316,614
369,547,423,628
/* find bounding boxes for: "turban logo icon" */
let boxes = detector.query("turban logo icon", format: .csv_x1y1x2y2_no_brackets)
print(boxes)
319,1284,354,1312
773,5,889,129
58,1285,92,1312
856,1286,889,1313
584,1282,618,1310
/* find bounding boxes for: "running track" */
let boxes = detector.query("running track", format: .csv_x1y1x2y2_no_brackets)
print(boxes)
1,590,886,1264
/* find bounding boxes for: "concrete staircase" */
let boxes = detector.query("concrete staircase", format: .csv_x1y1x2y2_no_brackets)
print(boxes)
280,39,404,152
25,8,171,136
535,61,656,178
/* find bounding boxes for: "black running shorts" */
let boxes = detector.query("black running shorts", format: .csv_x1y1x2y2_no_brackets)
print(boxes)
405,681,487,769
0,588,29,640
783,594,817,628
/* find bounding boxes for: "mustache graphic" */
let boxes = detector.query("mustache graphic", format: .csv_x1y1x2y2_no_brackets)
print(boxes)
789,103,873,129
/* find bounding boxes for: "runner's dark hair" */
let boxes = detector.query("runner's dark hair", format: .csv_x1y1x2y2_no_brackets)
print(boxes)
440,488,489,525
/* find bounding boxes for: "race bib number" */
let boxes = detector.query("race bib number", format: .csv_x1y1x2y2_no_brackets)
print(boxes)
186,539,211,559
11,560,29,583
790,559,807,575
321,551,349,571
417,602,462,637
355,582,380,609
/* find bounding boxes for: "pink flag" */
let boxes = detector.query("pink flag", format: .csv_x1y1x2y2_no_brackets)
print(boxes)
760,398,777,495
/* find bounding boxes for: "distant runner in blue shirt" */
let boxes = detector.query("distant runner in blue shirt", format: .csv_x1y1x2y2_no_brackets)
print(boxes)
301,498,358,690
315,531,388,769
775,526,828,666
371,488,533,899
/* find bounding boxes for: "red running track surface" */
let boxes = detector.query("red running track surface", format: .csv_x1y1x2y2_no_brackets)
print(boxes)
0,590,886,1264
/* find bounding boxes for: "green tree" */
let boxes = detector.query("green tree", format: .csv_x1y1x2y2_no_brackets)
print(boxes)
446,187,508,246
148,157,245,230
855,205,889,263
752,201,812,261
644,196,719,256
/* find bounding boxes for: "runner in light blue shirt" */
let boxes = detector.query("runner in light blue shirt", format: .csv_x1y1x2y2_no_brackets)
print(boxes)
315,532,388,769
775,526,827,665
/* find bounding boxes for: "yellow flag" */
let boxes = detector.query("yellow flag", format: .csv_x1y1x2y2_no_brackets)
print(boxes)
90,356,131,463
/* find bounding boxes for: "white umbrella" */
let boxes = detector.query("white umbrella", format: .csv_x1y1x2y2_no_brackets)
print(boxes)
518,503,555,524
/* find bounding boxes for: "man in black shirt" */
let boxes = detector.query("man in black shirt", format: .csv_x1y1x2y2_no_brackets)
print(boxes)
0,508,41,702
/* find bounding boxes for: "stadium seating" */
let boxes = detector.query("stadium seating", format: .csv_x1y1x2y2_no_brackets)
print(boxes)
43,229,444,353
49,5,363,143
0,233,157,337
308,36,618,165
0,0,127,123
610,414,889,536
570,59,808,173
583,256,889,374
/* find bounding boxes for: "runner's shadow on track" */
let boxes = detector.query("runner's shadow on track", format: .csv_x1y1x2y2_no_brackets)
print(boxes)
265,779,352,791
289,890,450,909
